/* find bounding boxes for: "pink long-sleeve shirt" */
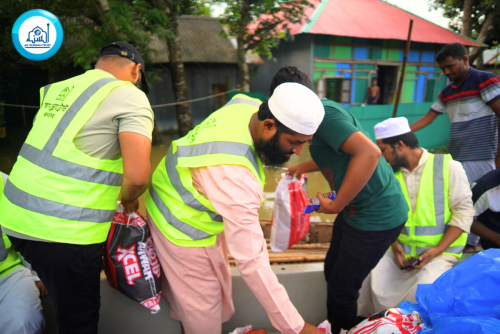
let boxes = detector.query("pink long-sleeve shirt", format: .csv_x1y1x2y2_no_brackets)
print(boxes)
191,165,305,333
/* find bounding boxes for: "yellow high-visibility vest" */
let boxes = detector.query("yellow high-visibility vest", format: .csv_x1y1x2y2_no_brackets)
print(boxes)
395,153,467,259
0,172,23,277
0,70,136,244
145,94,265,247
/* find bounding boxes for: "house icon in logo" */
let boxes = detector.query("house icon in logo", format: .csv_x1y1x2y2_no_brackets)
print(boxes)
26,24,50,44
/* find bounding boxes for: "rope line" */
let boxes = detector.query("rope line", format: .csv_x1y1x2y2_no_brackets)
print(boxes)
0,89,242,110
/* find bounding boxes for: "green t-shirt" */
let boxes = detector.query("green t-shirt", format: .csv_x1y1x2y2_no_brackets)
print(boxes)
309,99,408,231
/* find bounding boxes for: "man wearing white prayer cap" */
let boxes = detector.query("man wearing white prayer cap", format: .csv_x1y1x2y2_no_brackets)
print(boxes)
269,66,408,334
357,117,474,316
145,86,325,334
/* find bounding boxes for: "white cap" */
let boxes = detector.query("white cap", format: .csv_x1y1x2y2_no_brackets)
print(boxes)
374,117,411,140
268,83,325,135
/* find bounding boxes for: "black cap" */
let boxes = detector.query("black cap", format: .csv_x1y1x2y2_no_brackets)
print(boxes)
99,42,149,94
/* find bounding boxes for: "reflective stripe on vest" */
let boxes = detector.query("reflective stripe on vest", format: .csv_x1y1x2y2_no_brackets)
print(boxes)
147,95,263,246
3,78,121,223
400,154,447,237
177,141,262,181
402,244,465,257
224,97,261,108
150,138,261,241
396,154,465,258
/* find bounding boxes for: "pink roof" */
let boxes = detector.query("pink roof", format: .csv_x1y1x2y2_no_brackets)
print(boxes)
287,0,482,47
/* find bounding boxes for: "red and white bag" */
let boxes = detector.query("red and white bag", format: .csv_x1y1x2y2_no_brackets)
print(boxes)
104,203,162,313
349,308,426,334
270,173,310,253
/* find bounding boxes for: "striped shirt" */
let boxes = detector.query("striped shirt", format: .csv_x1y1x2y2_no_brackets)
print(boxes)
431,68,500,161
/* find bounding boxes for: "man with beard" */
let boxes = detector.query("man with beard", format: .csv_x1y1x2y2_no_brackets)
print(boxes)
409,43,500,249
145,83,326,334
357,117,474,315
273,66,408,333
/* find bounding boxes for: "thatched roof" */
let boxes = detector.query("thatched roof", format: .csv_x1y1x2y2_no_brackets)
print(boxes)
150,16,263,64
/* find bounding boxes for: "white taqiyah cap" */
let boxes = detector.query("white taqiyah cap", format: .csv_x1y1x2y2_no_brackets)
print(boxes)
268,83,325,135
374,117,411,140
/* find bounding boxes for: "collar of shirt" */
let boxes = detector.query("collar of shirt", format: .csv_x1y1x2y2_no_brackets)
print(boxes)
399,149,428,176
451,68,475,89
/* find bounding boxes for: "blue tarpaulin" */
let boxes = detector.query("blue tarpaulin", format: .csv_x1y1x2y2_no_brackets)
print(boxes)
399,249,500,334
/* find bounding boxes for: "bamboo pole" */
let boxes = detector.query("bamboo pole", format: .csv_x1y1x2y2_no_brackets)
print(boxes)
392,19,414,118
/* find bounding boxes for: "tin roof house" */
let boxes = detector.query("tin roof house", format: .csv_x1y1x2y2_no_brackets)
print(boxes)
250,0,482,148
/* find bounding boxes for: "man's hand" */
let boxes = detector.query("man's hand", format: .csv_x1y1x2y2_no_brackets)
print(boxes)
391,241,409,269
287,160,320,179
121,198,139,215
412,247,441,269
35,281,48,297
298,322,324,334
287,164,305,179
315,192,343,214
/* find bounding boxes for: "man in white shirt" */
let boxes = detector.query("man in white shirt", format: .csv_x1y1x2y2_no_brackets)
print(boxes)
357,117,475,315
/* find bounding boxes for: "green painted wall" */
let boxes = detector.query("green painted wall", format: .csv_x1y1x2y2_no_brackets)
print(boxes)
349,102,450,149
388,49,401,61
334,46,352,59
402,80,416,102
354,79,368,103
314,44,332,58
371,48,387,60
354,64,375,70
315,62,337,69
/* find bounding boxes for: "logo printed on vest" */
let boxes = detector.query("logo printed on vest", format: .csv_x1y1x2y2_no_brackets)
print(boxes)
116,245,142,285
56,86,74,101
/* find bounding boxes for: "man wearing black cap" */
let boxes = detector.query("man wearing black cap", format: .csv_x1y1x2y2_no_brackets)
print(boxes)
0,42,153,333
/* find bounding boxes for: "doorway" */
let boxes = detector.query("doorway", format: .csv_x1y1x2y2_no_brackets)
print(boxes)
377,65,399,104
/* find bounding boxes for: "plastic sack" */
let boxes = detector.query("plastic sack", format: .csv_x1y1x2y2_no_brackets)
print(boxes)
104,203,162,313
270,173,310,253
398,249,500,334
349,308,426,334
229,325,267,334
317,320,331,334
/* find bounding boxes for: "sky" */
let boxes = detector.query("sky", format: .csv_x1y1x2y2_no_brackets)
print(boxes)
383,0,451,28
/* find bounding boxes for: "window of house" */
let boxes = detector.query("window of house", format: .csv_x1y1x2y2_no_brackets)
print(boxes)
325,78,351,103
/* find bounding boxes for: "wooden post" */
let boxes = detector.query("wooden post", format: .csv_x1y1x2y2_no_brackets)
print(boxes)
392,19,414,118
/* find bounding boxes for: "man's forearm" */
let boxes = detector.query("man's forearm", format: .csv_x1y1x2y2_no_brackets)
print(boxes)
435,226,465,253
471,220,500,247
410,111,437,132
121,177,149,203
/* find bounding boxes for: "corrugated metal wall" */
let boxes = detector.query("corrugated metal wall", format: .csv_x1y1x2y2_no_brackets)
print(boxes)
149,63,239,131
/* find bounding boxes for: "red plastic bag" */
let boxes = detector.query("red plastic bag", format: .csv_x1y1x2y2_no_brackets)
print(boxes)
270,173,310,253
104,203,162,313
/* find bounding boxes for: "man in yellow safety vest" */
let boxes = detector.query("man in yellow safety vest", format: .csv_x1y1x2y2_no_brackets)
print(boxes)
0,42,153,333
146,83,326,334
357,117,475,315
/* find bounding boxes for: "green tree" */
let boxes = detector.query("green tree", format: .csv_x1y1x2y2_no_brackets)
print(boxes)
430,0,500,67
151,0,194,136
219,0,311,92
0,0,167,85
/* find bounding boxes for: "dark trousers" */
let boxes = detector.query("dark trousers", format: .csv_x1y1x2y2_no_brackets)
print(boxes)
324,214,404,333
10,237,105,334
